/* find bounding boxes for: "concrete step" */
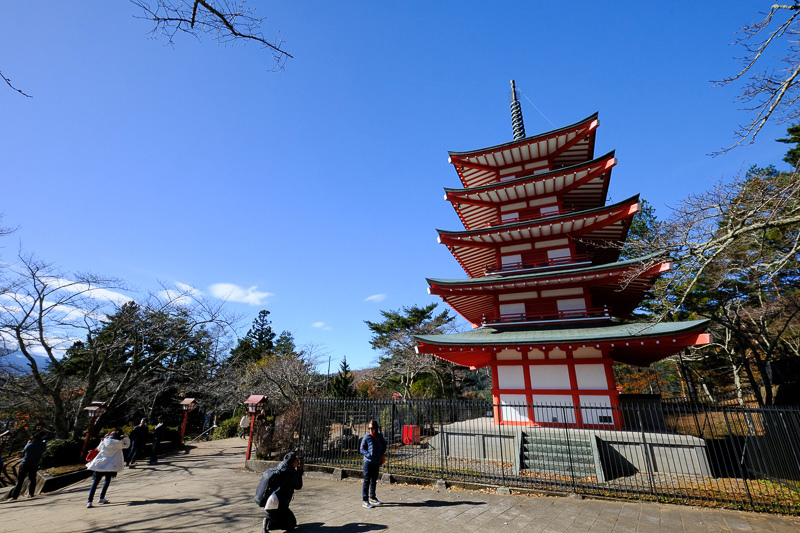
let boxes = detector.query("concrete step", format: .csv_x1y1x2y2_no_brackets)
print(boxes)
522,458,596,476
522,451,594,466
522,442,594,458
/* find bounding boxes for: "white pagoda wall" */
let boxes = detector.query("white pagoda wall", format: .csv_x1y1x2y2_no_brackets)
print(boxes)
490,346,621,428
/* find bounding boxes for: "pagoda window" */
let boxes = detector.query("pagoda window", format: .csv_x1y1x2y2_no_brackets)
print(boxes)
546,247,572,264
539,205,560,217
500,254,522,268
500,212,519,224
499,302,525,320
579,396,614,425
556,297,587,318
532,398,576,424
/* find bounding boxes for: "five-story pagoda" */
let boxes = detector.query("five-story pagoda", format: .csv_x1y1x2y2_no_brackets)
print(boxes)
415,82,709,429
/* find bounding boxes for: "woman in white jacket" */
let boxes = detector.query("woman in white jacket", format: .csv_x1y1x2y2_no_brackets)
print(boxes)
86,429,130,508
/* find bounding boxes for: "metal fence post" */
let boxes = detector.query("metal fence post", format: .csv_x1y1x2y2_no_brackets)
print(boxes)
636,407,657,498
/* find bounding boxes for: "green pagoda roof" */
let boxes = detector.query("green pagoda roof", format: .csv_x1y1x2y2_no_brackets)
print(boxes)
415,319,709,346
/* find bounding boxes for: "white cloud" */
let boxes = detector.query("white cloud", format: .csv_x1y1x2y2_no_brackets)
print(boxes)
312,321,333,331
364,294,387,303
209,283,273,306
45,278,133,306
158,282,203,306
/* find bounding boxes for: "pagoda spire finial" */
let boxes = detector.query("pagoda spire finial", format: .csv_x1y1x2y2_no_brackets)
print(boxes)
509,79,526,140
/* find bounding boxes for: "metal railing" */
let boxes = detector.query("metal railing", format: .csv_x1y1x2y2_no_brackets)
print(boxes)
299,398,800,515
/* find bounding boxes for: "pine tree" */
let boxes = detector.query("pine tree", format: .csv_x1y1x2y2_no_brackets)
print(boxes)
330,357,355,398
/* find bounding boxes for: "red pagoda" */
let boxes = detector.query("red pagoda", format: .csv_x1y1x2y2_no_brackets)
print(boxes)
415,81,709,429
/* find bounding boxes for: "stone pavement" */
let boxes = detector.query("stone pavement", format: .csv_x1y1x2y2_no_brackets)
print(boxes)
1,438,799,532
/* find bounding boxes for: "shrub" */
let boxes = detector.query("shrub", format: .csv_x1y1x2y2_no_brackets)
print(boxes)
212,417,240,440
256,404,302,459
40,438,83,468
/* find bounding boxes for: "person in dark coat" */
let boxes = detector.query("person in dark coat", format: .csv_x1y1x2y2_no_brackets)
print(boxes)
10,433,47,499
263,451,304,533
149,416,165,464
127,419,148,467
359,419,387,508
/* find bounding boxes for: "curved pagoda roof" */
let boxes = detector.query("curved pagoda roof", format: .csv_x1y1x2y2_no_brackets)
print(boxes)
414,319,711,369
445,151,616,231
438,195,639,279
448,113,599,189
427,254,669,327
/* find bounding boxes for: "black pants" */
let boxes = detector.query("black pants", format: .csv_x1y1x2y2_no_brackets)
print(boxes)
11,462,38,498
264,507,296,532
362,461,380,501
150,439,160,463
128,440,144,464
88,471,113,502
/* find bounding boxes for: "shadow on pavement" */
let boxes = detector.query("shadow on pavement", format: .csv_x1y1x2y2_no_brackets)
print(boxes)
297,522,387,532
127,498,200,505
379,499,485,508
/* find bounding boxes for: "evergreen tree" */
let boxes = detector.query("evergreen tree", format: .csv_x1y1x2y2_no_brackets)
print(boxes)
329,357,354,398
365,304,459,398
230,309,277,365
777,123,800,168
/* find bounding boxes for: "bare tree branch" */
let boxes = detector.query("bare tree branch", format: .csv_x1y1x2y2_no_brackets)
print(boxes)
0,70,32,98
131,0,292,70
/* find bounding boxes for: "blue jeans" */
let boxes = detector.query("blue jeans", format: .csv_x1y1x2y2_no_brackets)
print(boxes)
362,461,380,501
88,472,113,502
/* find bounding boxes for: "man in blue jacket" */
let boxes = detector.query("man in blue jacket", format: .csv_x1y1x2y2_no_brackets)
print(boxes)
359,419,387,508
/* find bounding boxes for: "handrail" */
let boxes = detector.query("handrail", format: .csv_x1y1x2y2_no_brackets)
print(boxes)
483,306,610,326
484,207,576,227
485,254,591,275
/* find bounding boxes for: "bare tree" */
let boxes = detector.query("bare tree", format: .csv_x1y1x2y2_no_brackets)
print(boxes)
716,2,800,151
4,0,292,97
236,343,325,410
0,255,235,438
132,0,292,68
624,165,800,404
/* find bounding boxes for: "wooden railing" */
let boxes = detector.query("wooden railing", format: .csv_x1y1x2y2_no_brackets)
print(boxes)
485,207,576,227
485,254,591,275
482,306,610,326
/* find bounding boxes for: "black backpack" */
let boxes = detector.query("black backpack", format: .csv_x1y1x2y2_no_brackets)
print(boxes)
254,467,280,507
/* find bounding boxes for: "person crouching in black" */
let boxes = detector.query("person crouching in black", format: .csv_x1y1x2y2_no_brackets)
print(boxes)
263,452,304,533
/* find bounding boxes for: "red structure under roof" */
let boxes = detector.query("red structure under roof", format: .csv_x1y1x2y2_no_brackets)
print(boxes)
414,81,709,429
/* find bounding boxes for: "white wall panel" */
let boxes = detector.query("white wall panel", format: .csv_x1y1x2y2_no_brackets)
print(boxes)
532,395,575,424
574,364,609,389
579,395,613,425
498,365,525,389
530,365,570,389
500,394,529,423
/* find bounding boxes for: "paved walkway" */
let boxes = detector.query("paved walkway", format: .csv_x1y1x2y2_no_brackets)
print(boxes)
1,438,799,532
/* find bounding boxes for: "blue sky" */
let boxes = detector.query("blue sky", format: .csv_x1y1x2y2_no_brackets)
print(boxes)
1,2,790,370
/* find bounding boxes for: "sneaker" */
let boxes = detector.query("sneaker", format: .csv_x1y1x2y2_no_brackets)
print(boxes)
87,502,93,508
98,498,110,504
369,498,382,505
362,500,374,509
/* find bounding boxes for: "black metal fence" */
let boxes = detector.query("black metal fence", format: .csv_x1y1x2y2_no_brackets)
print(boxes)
299,398,800,515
